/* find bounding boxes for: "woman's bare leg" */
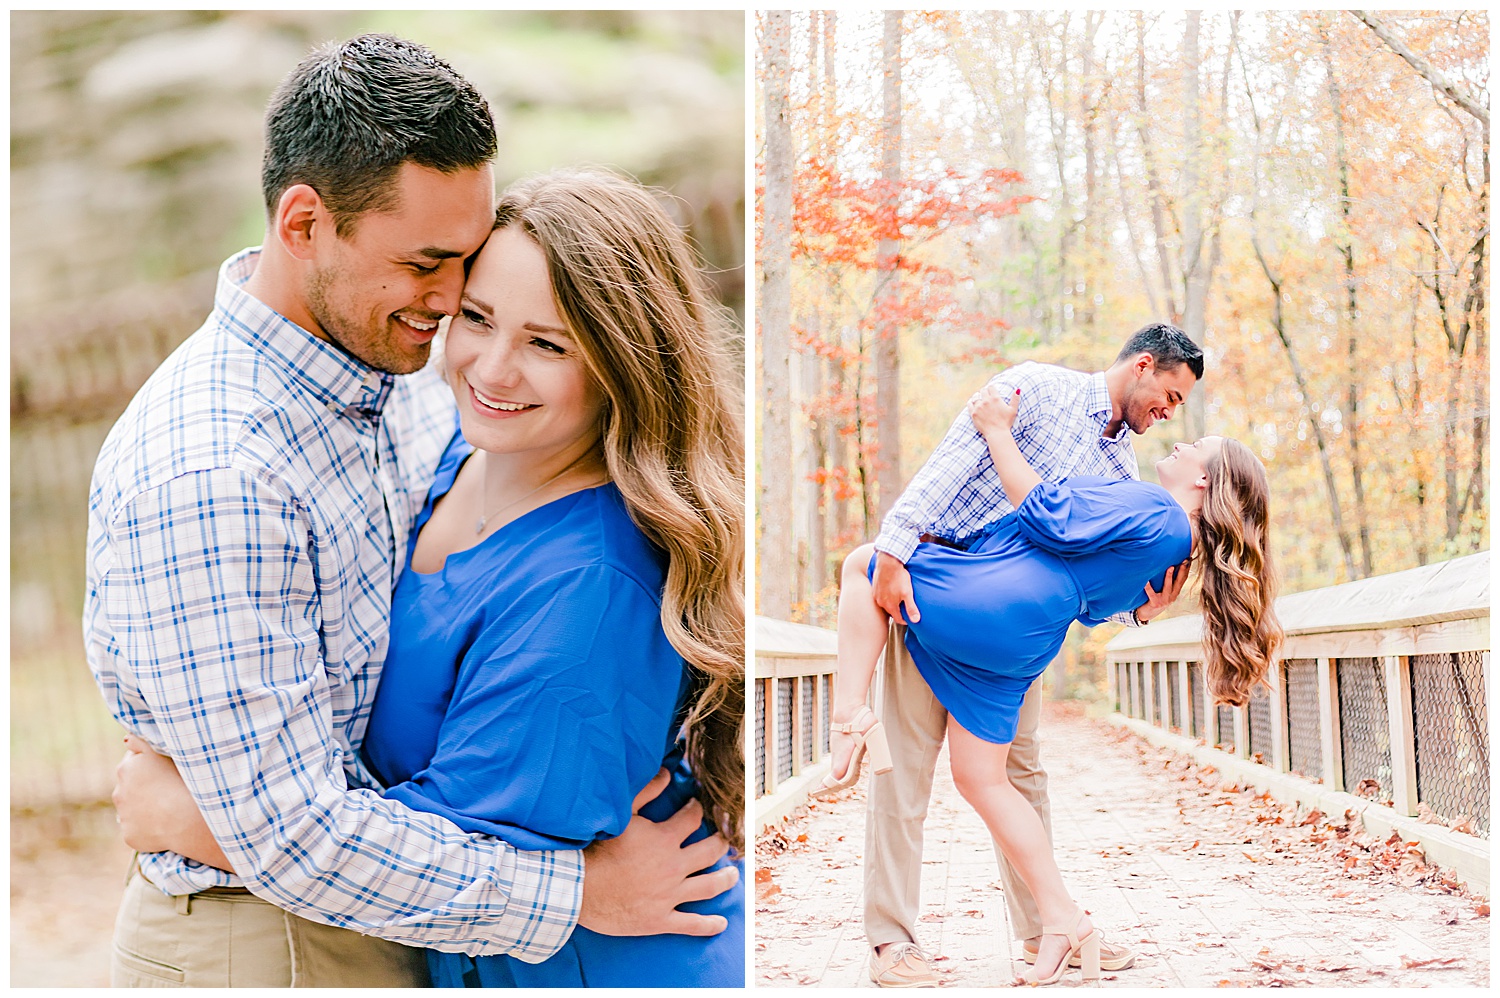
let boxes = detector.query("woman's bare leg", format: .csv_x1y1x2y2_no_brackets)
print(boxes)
946,717,1092,981
829,543,889,781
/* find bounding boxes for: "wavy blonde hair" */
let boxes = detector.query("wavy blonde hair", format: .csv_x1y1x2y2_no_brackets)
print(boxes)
494,169,746,848
1195,439,1283,707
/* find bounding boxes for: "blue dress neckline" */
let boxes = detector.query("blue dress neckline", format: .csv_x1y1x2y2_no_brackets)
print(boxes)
403,435,616,579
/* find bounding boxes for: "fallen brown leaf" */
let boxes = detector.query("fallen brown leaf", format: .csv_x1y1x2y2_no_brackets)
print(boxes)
1399,955,1461,969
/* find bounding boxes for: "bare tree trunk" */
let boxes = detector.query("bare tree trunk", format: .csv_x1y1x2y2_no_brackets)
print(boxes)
1080,11,1100,333
796,10,827,620
1108,112,1163,319
1320,21,1372,578
760,10,794,619
1136,13,1181,323
1251,235,1359,581
874,10,903,522
1245,84,1357,580
1459,129,1487,548
823,11,850,552
1179,11,1207,438
1406,289,1429,564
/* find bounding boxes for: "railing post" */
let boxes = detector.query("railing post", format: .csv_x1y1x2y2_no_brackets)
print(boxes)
1143,659,1157,725
813,670,826,764
1156,661,1171,728
1201,664,1218,745
1268,657,1289,773
1177,661,1192,736
1317,657,1345,791
1234,706,1251,760
1385,655,1418,816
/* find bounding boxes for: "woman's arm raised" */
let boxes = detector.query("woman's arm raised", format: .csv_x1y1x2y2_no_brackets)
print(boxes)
967,385,1042,509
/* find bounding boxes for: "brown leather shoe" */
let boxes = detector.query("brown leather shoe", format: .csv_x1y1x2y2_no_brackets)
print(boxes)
1023,930,1136,972
869,941,939,988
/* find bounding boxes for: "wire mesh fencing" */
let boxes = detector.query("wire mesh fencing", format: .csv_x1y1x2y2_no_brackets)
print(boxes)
1337,657,1393,804
1285,658,1323,782
1248,683,1272,764
1189,663,1206,739
1412,651,1489,837
776,678,794,784
755,679,767,795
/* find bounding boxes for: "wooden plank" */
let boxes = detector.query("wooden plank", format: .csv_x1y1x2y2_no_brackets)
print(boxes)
1177,661,1192,736
756,615,838,656
1143,658,1157,726
1386,655,1418,817
1318,658,1344,792
754,656,836,680
1269,657,1289,773
1107,614,1489,669
1108,552,1488,654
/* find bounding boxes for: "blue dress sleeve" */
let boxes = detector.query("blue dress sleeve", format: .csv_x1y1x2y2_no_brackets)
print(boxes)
1015,479,1183,557
380,564,688,852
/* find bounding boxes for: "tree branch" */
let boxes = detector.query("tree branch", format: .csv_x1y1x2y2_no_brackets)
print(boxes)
1349,10,1489,126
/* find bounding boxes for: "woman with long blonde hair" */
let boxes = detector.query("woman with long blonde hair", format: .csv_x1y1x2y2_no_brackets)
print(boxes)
828,385,1279,985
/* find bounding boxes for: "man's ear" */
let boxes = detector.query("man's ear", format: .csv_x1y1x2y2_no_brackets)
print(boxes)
1135,352,1157,377
272,184,326,262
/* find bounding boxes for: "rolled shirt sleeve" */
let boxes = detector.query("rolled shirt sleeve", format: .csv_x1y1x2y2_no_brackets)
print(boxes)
96,468,582,959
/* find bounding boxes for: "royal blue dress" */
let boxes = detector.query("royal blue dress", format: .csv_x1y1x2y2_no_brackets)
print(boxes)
879,477,1192,744
362,431,745,988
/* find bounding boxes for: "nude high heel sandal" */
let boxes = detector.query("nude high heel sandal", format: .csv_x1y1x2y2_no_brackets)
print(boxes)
1023,908,1100,986
819,705,893,791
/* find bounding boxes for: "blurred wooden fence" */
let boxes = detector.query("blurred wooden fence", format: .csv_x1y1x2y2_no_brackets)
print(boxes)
10,272,214,811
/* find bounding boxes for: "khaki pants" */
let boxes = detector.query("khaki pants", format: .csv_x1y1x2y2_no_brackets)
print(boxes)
863,622,1051,948
112,866,430,988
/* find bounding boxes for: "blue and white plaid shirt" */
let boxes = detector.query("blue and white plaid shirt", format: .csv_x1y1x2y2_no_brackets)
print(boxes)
85,248,582,960
875,362,1140,559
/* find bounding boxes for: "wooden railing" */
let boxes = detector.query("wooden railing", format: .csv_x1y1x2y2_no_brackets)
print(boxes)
1106,551,1489,893
753,615,838,831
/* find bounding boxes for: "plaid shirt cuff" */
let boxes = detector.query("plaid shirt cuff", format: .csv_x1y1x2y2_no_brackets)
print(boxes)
494,847,586,962
872,526,920,564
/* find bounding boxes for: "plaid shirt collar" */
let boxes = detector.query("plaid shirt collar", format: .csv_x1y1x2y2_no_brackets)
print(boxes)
1087,370,1129,443
218,248,395,419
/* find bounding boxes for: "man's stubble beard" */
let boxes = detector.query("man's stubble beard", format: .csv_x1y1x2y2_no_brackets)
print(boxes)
306,262,430,376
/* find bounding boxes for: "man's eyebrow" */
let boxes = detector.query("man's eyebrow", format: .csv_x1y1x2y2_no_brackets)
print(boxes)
413,246,468,260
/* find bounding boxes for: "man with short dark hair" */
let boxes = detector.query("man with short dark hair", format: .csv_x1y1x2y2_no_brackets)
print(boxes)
88,34,733,988
861,321,1203,987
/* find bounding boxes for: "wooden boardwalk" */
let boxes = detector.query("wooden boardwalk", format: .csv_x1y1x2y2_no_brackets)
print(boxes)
754,702,1489,989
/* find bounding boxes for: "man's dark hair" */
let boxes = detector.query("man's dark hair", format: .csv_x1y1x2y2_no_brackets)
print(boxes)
1115,321,1205,380
261,34,497,237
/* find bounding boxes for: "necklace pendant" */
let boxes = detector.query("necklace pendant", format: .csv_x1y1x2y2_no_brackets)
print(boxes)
474,516,487,535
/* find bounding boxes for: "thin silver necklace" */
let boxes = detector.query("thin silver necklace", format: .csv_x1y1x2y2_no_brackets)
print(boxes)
474,451,596,535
